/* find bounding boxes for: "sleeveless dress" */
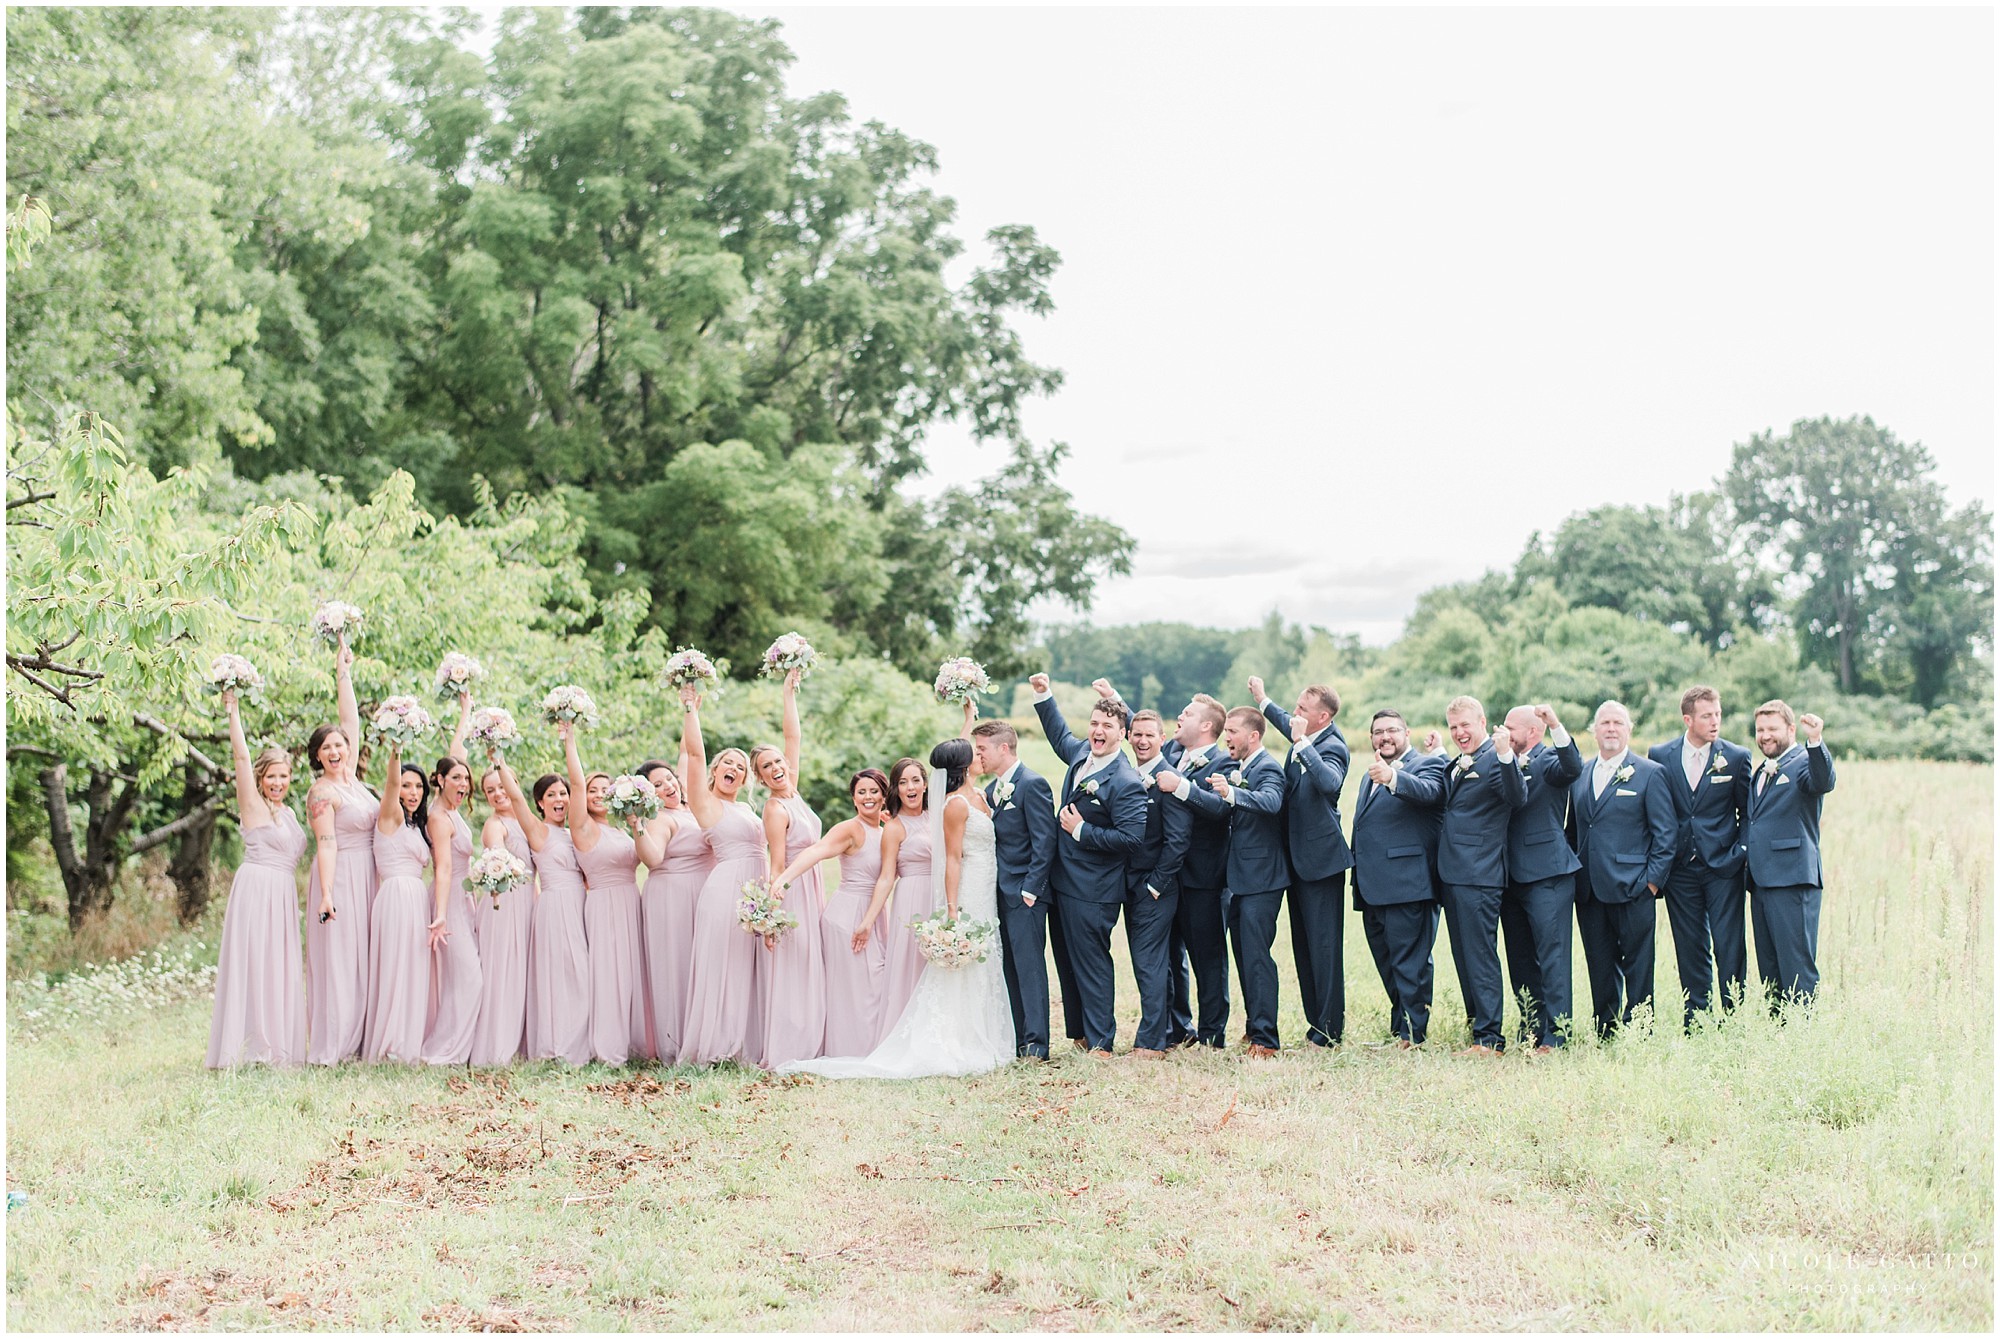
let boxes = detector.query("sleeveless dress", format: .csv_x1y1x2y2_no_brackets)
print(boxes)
421,810,484,1065
678,802,769,1067
207,806,308,1068
641,815,712,1064
306,780,376,1065
578,822,646,1065
526,827,592,1065
467,817,534,1065
784,804,1012,1078
757,794,829,1069
819,821,889,1059
362,820,433,1062
874,813,937,1046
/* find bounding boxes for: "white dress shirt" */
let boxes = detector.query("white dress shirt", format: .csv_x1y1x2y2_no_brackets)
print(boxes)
1592,750,1630,800
1681,734,1710,791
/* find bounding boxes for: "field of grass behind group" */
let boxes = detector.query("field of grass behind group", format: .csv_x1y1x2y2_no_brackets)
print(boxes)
5,759,1992,1330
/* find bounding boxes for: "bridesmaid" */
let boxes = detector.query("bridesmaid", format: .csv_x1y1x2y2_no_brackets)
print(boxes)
206,688,308,1068
857,757,935,1044
420,754,484,1065
562,721,647,1065
635,751,710,1065
468,764,533,1065
303,637,375,1065
362,749,432,1062
677,685,770,1067
496,759,592,1066
751,669,828,1068
771,767,891,1060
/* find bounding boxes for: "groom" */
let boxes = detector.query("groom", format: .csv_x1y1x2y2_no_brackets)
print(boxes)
1031,674,1148,1056
971,719,1059,1059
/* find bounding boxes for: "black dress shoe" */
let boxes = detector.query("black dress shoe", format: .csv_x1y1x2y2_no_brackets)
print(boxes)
1017,1044,1050,1061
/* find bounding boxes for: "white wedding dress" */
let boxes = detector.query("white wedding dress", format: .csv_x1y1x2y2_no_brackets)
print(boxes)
783,800,1015,1079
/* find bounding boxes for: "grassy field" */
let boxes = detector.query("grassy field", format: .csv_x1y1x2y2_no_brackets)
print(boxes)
5,759,1992,1330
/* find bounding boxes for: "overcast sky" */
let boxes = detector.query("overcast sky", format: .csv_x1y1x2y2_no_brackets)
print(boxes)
729,4,1995,643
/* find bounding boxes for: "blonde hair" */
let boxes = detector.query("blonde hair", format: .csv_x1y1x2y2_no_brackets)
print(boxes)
250,747,292,800
709,747,752,789
1753,699,1796,728
1445,695,1485,723
748,744,785,780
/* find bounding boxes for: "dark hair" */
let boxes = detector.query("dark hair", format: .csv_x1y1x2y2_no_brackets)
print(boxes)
633,759,674,783
1301,684,1341,717
1371,708,1408,728
304,723,348,775
433,755,470,794
530,772,567,820
930,738,973,796
397,762,432,831
849,768,891,806
1091,697,1131,733
886,757,927,815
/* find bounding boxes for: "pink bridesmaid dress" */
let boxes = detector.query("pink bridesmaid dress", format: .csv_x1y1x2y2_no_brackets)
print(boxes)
467,818,534,1065
678,803,769,1067
818,821,888,1059
206,807,309,1067
579,823,646,1065
641,816,712,1065
306,781,376,1065
526,828,592,1065
362,819,432,1062
874,813,937,1045
757,795,829,1069
421,810,484,1065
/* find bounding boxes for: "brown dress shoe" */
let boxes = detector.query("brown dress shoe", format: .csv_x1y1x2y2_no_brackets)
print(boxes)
1128,1047,1166,1060
1071,1038,1089,1052
1247,1044,1278,1059
1394,1038,1415,1050
1088,1048,1114,1059
1457,1044,1501,1057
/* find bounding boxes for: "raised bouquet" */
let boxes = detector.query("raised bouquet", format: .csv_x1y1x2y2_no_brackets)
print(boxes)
933,656,993,705
466,705,523,755
463,847,529,909
759,632,819,682
310,600,365,647
663,647,720,693
604,774,662,823
908,907,999,969
206,654,265,702
541,684,599,730
737,878,800,940
433,652,486,703
367,695,436,751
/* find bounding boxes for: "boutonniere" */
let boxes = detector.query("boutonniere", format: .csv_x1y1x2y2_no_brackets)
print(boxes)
1614,763,1635,785
1709,753,1730,776
1760,757,1781,779
1080,778,1100,796
1454,754,1475,774
1141,772,1156,790
995,780,1015,803
1229,769,1245,785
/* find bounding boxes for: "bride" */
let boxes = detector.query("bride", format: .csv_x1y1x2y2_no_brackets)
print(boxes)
782,738,1015,1079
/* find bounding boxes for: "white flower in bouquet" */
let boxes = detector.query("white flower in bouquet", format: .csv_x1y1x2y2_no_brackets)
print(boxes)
933,656,993,705
310,600,365,647
737,878,800,939
663,648,720,692
367,696,437,750
759,632,819,681
541,684,599,730
206,654,265,701
604,774,662,823
433,652,486,703
467,706,523,755
907,907,998,969
463,848,529,909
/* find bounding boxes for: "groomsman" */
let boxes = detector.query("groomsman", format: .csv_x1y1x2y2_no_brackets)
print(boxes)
1647,685,1753,1025
1499,703,1583,1050
1566,700,1678,1038
1350,709,1447,1046
1179,706,1288,1057
1116,708,1192,1057
970,719,1059,1060
1250,675,1354,1048
1152,694,1234,1048
1031,677,1148,1056
1744,700,1835,1009
1431,695,1529,1054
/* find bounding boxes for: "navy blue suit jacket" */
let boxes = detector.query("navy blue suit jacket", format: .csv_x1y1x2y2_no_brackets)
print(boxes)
985,760,1057,905
1506,738,1584,884
1566,753,1679,903
1034,697,1148,904
1428,740,1530,887
1744,743,1836,890
1350,750,1447,907
1126,759,1194,898
1163,743,1232,890
1260,700,1355,880
1645,736,1753,877
1182,749,1288,895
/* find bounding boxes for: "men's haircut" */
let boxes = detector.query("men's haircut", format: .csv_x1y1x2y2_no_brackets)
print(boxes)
1189,695,1226,736
970,719,1018,748
1591,700,1632,727
1753,699,1796,727
1445,695,1484,721
1131,708,1164,730
1301,684,1341,717
1680,684,1721,716
1371,708,1407,728
1226,706,1266,735
1091,696,1131,733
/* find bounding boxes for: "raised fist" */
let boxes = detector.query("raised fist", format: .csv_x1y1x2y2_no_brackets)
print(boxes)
1029,672,1051,694
1800,712,1824,745
1246,675,1266,702
1533,704,1560,730
1090,677,1117,700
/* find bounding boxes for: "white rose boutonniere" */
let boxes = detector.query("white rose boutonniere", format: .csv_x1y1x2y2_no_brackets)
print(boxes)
995,780,1015,804
1455,754,1475,775
1614,763,1635,785
1229,769,1245,786
1710,753,1730,776
1141,772,1156,790
1081,778,1100,796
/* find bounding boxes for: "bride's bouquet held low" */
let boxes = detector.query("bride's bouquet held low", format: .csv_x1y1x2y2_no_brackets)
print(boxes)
908,908,999,969
737,878,799,940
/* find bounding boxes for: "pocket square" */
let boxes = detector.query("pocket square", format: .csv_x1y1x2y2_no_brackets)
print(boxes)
1003,801,1017,810
1708,776,1732,785
1775,773,1792,785
1464,770,1480,779
1615,787,1638,797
